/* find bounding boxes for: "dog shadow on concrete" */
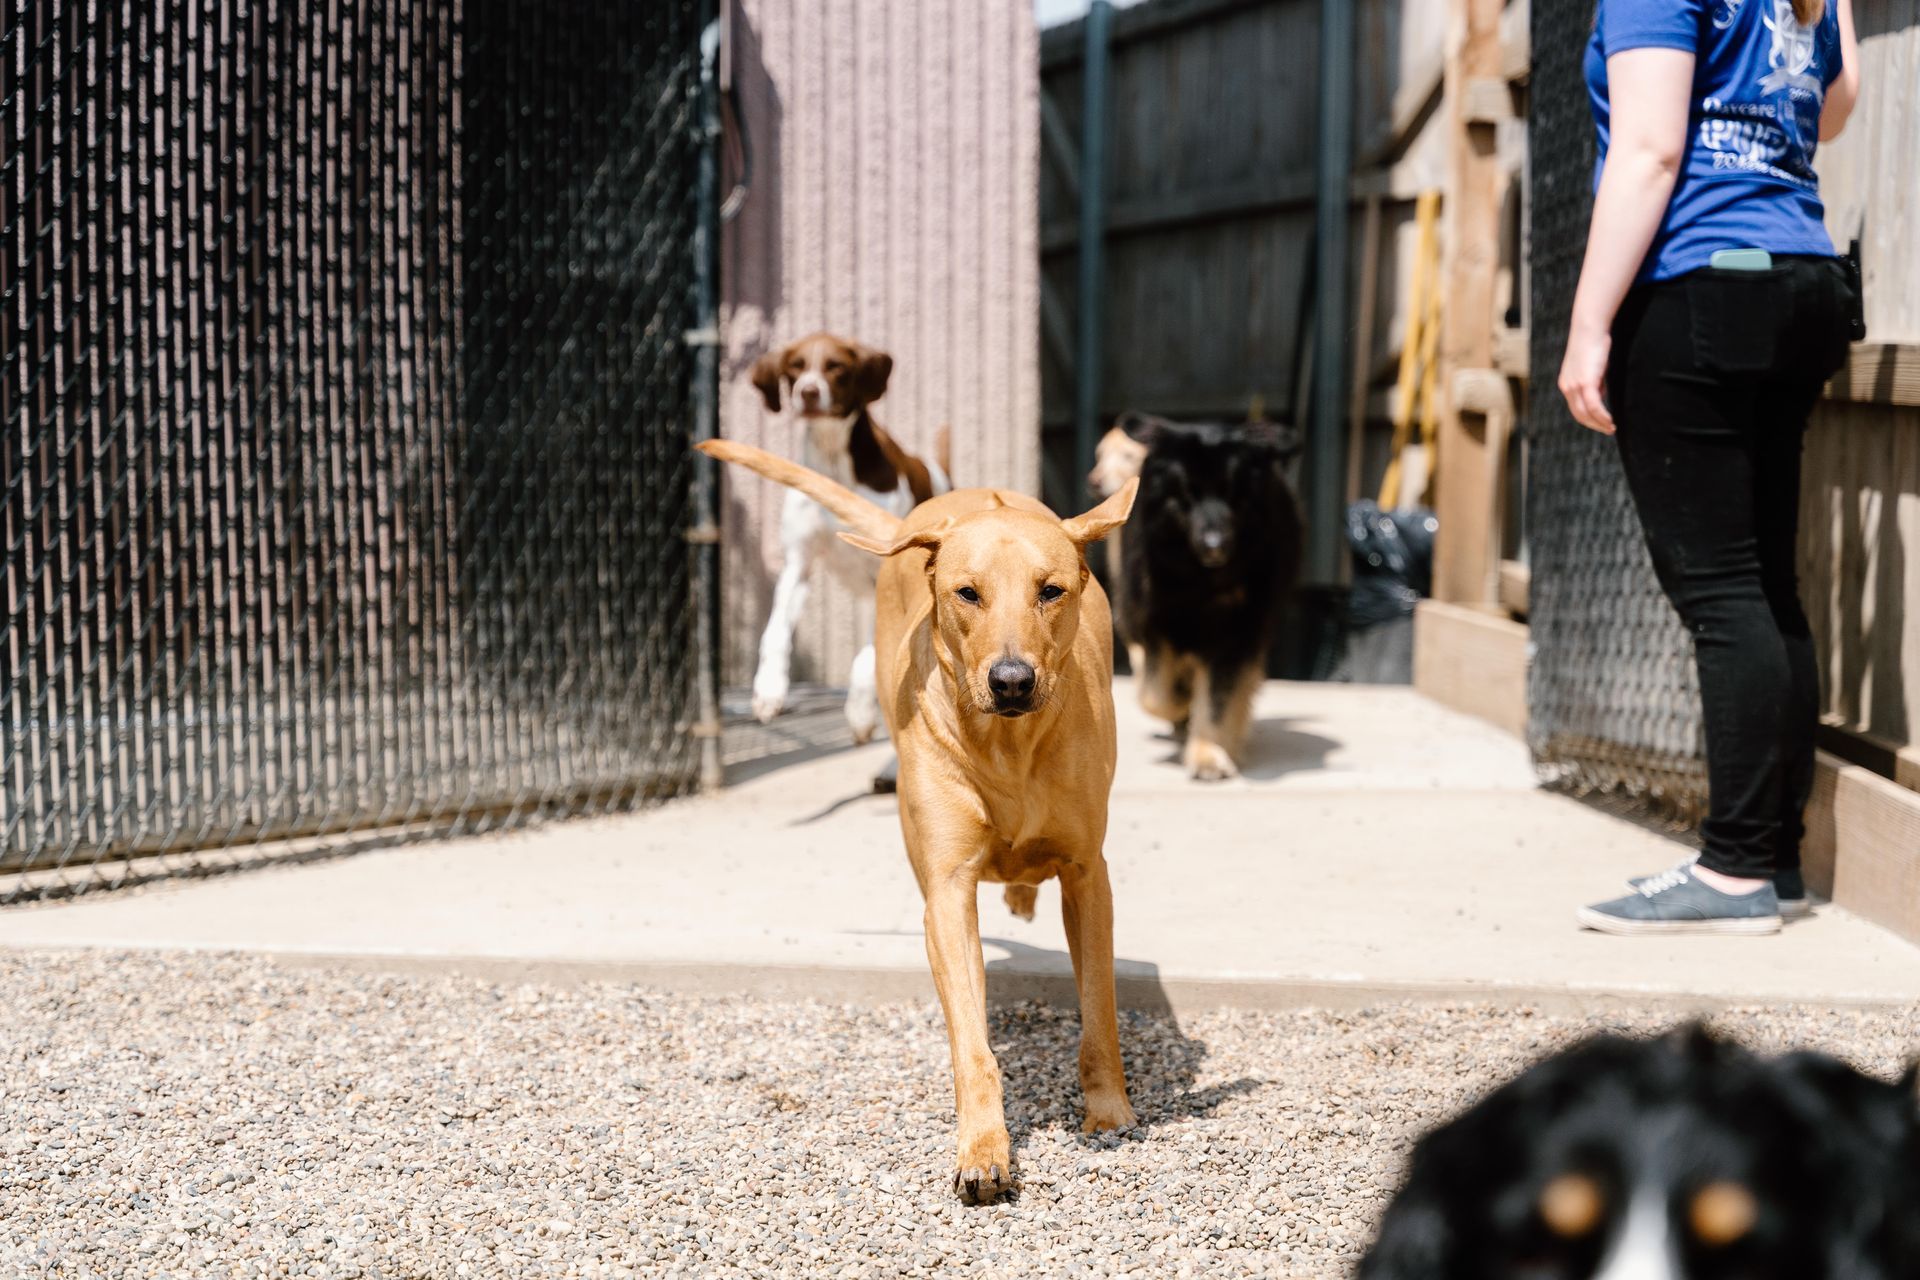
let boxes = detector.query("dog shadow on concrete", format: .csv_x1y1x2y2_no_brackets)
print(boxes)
719,684,877,790
1150,716,1341,783
980,935,1265,1167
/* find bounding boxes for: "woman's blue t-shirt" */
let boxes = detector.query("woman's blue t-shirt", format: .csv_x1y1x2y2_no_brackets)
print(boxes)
1586,0,1842,280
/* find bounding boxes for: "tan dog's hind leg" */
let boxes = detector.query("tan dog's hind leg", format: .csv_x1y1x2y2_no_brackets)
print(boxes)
923,869,1012,1203
1060,856,1136,1133
1002,884,1039,921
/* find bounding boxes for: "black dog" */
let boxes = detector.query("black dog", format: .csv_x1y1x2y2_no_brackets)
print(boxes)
1361,1027,1920,1280
1115,413,1303,780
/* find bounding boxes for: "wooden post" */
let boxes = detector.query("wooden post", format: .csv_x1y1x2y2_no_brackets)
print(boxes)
1431,0,1507,606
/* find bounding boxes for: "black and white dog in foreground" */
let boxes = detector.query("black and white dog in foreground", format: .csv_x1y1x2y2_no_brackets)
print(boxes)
1111,412,1303,781
1361,1027,1920,1280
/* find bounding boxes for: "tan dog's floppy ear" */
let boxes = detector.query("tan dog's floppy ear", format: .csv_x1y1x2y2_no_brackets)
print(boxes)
1061,477,1138,546
849,344,894,406
749,348,787,412
839,519,950,558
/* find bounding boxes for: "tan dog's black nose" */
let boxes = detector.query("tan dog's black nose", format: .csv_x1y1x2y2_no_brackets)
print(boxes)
988,659,1036,713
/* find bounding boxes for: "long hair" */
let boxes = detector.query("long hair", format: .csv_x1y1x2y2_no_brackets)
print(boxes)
1793,0,1827,24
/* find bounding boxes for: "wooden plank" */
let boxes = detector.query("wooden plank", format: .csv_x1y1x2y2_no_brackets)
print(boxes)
1802,751,1920,948
1452,366,1512,418
1825,342,1920,408
1040,279,1075,376
1349,164,1438,204
1462,76,1514,126
1412,600,1529,739
1358,45,1445,168
1493,325,1529,378
1799,399,1920,753
1038,85,1081,203
1040,168,1317,254
1463,368,1517,606
1811,20,1920,341
1431,0,1506,607
1499,0,1530,84
1498,559,1529,618
1817,719,1920,795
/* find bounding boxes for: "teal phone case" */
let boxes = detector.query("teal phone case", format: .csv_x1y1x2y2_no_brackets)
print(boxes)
1709,248,1774,271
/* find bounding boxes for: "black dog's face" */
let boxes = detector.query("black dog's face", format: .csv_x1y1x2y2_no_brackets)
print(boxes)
1133,419,1298,570
1361,1030,1920,1280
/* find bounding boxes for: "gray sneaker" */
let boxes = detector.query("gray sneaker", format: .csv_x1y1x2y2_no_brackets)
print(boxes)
1627,856,1810,920
1578,865,1783,936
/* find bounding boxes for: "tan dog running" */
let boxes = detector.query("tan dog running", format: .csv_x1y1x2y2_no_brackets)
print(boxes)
699,438,1140,1204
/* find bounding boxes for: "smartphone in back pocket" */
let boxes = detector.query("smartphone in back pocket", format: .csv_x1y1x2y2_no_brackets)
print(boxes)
1709,248,1774,272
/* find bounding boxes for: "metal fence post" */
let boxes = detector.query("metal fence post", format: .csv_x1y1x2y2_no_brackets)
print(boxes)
690,3,727,792
1075,0,1112,508
1,0,714,899
1310,0,1355,584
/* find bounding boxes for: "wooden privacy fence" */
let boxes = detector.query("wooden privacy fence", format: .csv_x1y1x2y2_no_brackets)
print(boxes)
1038,0,1454,612
1802,0,1920,778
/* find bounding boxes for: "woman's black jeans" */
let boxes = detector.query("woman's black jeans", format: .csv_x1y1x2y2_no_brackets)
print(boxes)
1607,256,1854,881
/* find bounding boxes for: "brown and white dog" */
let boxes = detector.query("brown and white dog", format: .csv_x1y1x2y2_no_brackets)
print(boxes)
700,437,1139,1205
746,333,951,742
1088,418,1152,673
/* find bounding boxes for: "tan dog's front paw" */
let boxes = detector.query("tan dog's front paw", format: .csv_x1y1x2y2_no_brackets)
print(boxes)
953,1129,1013,1204
1082,1091,1137,1134
1184,737,1239,782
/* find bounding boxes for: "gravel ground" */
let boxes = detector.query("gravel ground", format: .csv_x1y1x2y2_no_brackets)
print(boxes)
3,950,1917,1280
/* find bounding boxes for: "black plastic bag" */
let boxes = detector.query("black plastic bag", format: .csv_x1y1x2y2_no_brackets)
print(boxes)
1345,500,1436,631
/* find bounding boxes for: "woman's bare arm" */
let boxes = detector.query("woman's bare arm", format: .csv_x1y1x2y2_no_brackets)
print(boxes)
1821,0,1860,141
1557,48,1695,434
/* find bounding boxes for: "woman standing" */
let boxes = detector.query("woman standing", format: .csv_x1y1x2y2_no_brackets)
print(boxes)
1562,0,1861,935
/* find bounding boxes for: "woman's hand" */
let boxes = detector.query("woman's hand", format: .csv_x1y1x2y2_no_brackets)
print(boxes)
1558,322,1616,435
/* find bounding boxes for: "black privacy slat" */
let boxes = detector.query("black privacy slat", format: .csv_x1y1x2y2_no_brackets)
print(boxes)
1526,0,1707,816
1,0,705,898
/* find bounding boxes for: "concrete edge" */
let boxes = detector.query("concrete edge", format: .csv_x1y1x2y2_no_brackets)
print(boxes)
12,942,1908,1017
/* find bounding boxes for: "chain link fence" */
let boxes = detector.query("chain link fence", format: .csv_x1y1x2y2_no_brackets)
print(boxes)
2,0,716,900
1526,0,1708,817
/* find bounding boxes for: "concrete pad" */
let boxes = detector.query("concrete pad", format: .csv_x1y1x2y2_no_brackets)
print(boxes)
6,681,1920,1010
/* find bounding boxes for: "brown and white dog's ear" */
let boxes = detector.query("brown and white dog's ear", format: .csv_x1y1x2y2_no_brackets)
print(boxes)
849,343,894,407
838,519,948,558
749,347,788,412
1061,477,1138,546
